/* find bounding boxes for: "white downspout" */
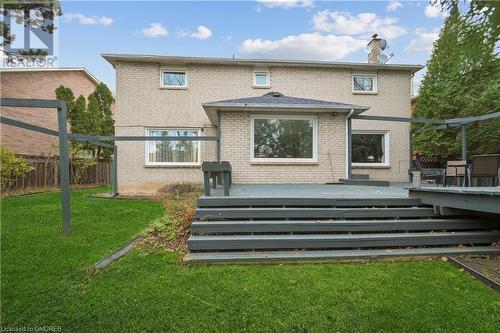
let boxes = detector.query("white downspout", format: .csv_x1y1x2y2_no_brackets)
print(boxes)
345,109,354,180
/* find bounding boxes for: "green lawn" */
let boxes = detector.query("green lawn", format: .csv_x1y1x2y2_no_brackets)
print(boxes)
1,188,499,332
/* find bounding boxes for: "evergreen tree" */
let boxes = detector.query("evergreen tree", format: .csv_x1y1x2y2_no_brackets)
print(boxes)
413,1,500,158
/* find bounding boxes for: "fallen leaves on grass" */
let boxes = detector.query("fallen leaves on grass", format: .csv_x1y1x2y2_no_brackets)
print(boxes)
139,190,200,253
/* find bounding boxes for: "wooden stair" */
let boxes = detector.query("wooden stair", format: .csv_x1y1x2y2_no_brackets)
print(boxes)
185,196,500,264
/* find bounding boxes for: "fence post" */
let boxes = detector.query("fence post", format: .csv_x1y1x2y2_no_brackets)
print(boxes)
57,103,71,236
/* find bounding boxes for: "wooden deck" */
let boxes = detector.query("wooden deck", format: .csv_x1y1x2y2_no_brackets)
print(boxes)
187,183,500,264
409,186,500,214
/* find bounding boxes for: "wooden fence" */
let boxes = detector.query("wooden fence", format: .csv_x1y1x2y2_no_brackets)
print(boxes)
9,155,111,189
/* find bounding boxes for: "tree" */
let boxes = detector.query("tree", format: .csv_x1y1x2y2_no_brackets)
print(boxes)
55,83,115,160
413,1,500,158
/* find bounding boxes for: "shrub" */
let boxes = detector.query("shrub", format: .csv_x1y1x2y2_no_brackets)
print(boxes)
0,145,34,190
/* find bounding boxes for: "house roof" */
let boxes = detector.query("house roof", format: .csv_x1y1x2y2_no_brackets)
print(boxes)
102,54,424,74
0,67,116,100
202,92,370,124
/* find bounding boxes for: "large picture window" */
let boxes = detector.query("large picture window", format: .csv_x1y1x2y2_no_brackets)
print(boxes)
352,131,389,166
251,115,317,163
146,129,200,166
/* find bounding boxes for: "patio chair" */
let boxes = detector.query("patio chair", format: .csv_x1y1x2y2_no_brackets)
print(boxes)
442,160,468,187
414,158,445,185
469,154,500,187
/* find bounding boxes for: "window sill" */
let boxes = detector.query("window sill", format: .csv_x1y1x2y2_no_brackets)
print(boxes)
145,164,201,169
251,160,319,166
252,85,271,89
352,91,378,95
159,86,188,90
352,164,390,169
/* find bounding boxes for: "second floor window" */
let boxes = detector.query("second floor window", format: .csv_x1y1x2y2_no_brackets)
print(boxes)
253,71,270,87
352,74,377,93
162,70,187,88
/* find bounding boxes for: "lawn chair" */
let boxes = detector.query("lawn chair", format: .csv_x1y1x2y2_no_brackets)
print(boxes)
442,160,468,187
414,158,445,185
469,154,500,187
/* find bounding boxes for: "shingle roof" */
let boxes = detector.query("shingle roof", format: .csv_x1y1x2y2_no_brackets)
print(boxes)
205,92,368,110
202,92,370,124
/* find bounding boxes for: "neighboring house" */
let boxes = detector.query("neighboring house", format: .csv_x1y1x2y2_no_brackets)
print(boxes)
0,68,115,157
104,37,422,193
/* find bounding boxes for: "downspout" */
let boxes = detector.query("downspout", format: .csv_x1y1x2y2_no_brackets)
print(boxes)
345,109,354,180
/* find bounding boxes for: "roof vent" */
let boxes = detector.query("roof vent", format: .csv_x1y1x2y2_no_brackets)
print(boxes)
264,92,282,97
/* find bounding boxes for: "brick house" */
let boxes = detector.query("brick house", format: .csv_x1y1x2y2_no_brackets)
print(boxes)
103,40,422,194
0,68,115,157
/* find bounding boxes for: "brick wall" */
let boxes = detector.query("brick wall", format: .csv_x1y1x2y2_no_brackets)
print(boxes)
115,61,412,193
0,70,115,156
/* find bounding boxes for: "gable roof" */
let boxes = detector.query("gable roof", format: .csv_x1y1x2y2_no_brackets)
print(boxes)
0,67,116,100
102,54,423,74
202,92,370,124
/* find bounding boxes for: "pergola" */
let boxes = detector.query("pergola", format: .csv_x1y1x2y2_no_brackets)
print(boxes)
1,97,499,235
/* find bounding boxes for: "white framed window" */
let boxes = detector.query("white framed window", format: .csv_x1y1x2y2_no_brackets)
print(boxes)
161,69,187,88
352,131,389,167
251,114,318,163
352,74,377,93
145,128,200,166
253,71,270,87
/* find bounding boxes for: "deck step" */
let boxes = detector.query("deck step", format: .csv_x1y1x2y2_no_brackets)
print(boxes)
195,207,450,220
188,231,500,250
191,219,498,234
184,246,500,264
197,197,422,208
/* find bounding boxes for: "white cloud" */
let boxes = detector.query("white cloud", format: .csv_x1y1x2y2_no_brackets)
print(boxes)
257,0,314,9
63,13,113,26
239,33,366,60
405,28,440,53
137,23,168,38
312,10,406,39
424,2,448,18
177,25,213,40
387,1,403,12
190,25,213,40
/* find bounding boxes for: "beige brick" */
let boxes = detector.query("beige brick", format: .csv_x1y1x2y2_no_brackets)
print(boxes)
114,62,412,193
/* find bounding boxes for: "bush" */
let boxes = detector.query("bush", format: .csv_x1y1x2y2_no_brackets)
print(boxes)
0,145,34,190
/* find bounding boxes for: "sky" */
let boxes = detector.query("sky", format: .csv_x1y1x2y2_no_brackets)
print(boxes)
54,0,448,93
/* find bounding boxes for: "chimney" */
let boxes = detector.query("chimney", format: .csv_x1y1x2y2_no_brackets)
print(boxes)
367,34,382,64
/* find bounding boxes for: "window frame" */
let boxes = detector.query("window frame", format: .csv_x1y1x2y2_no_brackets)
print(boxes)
250,114,318,164
144,128,201,166
160,69,188,89
253,70,270,88
351,130,390,167
352,74,378,94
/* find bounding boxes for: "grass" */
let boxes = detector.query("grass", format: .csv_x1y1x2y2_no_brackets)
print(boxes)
1,188,499,332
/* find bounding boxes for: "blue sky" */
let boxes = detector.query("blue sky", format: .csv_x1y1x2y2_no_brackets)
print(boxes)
57,1,448,92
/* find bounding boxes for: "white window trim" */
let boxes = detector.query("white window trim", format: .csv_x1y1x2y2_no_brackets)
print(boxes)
253,70,270,88
250,114,318,164
352,74,378,94
145,128,201,166
351,130,390,167
160,69,188,89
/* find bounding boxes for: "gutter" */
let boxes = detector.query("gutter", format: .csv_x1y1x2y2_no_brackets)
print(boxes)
345,109,354,180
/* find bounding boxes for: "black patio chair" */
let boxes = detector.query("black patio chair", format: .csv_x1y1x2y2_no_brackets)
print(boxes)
469,154,500,187
414,158,445,185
